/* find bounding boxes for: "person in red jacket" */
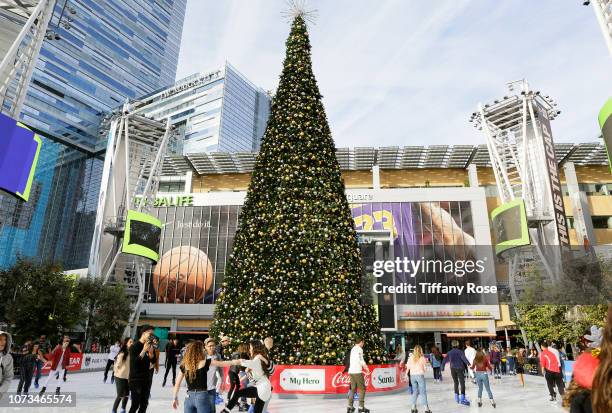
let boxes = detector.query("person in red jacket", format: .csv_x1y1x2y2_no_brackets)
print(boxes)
540,341,565,402
40,335,72,395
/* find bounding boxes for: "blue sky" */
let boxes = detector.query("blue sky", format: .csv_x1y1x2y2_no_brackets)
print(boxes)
177,1,611,148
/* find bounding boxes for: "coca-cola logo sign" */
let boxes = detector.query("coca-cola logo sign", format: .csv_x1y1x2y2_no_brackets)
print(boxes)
331,370,372,388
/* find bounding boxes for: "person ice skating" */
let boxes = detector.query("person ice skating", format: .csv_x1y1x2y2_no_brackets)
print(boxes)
430,346,443,382
441,340,471,406
17,343,39,394
489,345,502,379
34,334,51,388
113,338,133,413
506,348,515,375
217,340,271,413
40,335,71,395
541,341,565,402
0,330,14,400
172,340,239,413
404,345,432,413
229,343,250,412
515,348,526,387
128,325,157,413
105,340,121,383
345,337,370,413
464,340,477,383
471,349,496,408
163,338,180,387
204,338,224,412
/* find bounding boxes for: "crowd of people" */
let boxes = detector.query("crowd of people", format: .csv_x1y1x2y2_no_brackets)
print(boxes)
97,326,276,413
0,320,610,413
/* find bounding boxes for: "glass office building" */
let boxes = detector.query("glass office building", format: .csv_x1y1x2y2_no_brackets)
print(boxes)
20,0,187,151
135,62,270,154
0,0,186,269
0,135,103,269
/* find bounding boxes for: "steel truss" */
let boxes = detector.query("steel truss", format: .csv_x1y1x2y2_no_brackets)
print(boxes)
589,0,612,54
0,0,55,118
471,81,570,338
89,102,175,338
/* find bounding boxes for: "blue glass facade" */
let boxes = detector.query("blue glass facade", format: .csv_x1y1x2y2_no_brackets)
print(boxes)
0,0,186,269
19,0,186,151
0,134,103,269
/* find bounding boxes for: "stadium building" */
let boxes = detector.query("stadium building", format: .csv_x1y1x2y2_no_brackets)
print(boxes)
122,143,611,350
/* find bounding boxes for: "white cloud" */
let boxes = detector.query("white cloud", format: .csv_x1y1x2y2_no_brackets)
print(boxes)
177,0,611,147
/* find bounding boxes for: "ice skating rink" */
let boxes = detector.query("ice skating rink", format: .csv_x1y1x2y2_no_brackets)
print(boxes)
3,369,566,413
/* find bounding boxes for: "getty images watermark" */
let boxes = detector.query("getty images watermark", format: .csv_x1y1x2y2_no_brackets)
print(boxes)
371,257,498,296
0,392,77,407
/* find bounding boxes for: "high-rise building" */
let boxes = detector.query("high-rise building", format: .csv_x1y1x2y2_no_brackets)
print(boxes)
0,0,187,270
21,0,187,151
134,62,270,154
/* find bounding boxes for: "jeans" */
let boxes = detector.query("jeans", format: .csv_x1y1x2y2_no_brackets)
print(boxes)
34,359,43,385
432,367,441,381
507,357,515,374
450,368,466,395
183,391,211,413
493,361,501,376
475,372,493,399
207,389,215,413
409,374,428,407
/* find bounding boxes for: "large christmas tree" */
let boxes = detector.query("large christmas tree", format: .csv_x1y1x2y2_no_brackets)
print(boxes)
212,12,385,365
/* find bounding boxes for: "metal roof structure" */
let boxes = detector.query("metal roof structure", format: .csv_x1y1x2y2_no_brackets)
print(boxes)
0,0,37,19
161,143,609,176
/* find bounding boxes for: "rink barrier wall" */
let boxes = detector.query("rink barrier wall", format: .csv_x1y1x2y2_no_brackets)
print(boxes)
222,364,409,397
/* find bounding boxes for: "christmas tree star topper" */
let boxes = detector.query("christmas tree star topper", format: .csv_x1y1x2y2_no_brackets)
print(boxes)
281,0,318,24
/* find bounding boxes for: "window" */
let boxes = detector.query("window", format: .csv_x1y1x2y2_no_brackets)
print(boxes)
158,181,185,193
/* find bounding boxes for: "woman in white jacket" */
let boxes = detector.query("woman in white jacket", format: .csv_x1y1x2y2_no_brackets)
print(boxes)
221,341,272,413
0,331,14,398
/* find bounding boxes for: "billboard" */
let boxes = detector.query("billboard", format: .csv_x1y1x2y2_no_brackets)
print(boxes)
122,210,162,262
144,198,496,306
491,199,530,256
0,112,42,202
600,97,612,173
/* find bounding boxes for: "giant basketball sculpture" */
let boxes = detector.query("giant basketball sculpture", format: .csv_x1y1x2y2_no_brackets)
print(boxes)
152,246,214,303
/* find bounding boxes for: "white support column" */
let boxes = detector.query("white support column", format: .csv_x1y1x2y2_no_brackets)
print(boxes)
467,163,479,187
591,0,612,55
564,161,596,247
184,171,193,193
372,164,380,189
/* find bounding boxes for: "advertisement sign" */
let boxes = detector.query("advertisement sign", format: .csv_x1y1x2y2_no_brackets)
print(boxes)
80,353,110,371
600,97,612,174
41,353,83,374
540,112,570,249
223,364,407,395
122,210,162,263
0,112,42,202
491,199,530,256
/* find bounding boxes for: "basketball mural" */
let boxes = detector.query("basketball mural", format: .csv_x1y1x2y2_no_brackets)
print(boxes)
152,246,214,303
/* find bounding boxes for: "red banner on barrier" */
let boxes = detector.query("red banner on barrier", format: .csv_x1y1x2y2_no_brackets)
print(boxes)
41,352,83,374
223,364,408,395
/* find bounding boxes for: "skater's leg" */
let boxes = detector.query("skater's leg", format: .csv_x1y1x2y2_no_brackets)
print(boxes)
483,374,493,399
458,369,466,395
544,371,556,399
451,368,460,395
104,359,113,382
408,374,418,407
171,362,176,385
356,374,366,409
347,374,358,408
227,387,258,410
555,372,565,396
476,372,484,399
